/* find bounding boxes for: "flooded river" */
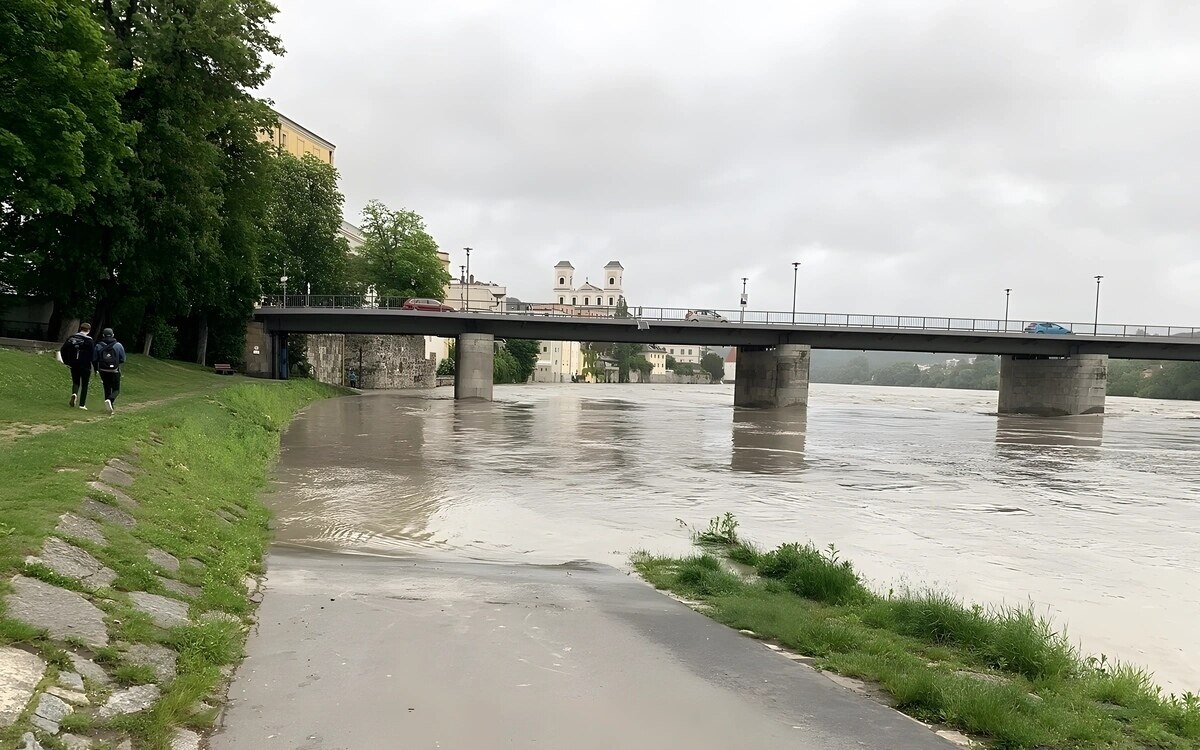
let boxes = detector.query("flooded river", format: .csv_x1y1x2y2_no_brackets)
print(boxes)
270,384,1200,692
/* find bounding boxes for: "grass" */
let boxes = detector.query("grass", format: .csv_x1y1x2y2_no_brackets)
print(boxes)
0,346,340,749
636,516,1200,750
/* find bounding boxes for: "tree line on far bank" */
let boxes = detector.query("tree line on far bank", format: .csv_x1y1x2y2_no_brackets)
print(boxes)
815,353,1200,401
437,340,540,385
1,0,448,365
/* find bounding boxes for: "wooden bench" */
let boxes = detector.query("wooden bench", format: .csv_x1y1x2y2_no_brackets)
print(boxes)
213,363,236,376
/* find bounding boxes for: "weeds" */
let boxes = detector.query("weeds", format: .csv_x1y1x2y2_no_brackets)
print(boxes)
635,514,1200,750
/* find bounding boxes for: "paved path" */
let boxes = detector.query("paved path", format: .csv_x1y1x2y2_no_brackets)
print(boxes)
213,548,953,750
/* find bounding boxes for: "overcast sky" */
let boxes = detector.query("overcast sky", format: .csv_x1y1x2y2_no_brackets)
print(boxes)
261,1,1200,325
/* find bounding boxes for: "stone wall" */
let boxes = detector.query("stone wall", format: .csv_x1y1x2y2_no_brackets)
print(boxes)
998,355,1107,416
307,334,436,389
243,322,273,378
307,334,345,386
647,373,713,384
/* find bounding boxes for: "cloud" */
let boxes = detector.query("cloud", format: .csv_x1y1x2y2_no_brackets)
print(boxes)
262,0,1200,325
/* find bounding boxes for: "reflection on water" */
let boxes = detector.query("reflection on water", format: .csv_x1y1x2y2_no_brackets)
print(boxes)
271,383,1200,691
731,408,807,474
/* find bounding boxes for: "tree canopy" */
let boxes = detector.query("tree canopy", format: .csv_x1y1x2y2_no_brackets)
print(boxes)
354,200,450,299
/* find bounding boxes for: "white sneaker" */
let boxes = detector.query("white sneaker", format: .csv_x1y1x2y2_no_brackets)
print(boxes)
105,400,113,414
70,393,77,407
79,405,88,411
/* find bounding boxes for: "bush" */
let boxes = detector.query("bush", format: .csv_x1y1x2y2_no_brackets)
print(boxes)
755,542,867,605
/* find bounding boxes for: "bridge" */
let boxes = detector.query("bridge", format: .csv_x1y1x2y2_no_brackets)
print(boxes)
252,296,1200,416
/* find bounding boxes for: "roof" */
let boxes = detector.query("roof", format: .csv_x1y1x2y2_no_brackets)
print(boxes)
725,347,737,363
604,260,623,269
554,261,574,268
577,282,603,291
272,108,336,150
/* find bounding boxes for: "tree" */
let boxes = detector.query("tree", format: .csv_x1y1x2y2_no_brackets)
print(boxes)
354,200,450,298
665,355,677,371
872,362,921,387
437,342,456,376
262,153,350,296
0,0,132,322
493,347,520,384
629,355,653,381
504,339,540,383
581,346,604,381
615,296,630,318
701,352,725,382
612,342,643,382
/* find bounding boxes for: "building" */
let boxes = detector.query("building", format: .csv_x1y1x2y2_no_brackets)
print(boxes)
446,277,507,312
644,346,669,375
534,341,584,382
261,109,335,165
339,220,365,253
552,261,624,309
722,348,737,384
660,344,702,365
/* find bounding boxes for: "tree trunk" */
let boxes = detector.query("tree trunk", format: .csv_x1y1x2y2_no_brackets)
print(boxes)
143,332,154,356
196,316,209,365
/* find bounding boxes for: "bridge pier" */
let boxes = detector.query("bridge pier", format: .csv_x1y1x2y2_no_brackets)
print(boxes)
733,344,810,409
455,333,494,400
998,354,1107,416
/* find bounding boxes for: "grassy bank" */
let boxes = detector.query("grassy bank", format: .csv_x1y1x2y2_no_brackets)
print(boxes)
635,515,1200,750
0,347,339,748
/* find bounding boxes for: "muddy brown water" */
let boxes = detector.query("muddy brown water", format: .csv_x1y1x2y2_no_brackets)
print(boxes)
268,383,1200,692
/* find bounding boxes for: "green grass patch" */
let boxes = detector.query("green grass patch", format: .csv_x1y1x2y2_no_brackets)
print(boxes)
635,516,1200,750
0,346,339,747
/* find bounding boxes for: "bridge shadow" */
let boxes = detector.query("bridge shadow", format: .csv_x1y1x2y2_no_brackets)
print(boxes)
730,408,808,474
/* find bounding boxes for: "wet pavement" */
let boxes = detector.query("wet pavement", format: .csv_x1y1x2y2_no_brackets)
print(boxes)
212,548,954,749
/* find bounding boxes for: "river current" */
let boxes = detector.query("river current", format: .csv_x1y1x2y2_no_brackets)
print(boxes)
268,383,1200,692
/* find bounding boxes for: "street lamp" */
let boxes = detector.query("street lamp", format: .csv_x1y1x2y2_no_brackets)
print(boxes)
1093,275,1104,335
740,277,748,323
791,262,801,324
464,247,472,312
459,265,466,310
1004,288,1012,331
280,275,288,307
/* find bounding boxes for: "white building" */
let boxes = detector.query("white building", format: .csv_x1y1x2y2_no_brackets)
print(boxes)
446,277,507,312
722,348,737,383
644,346,669,375
660,344,702,364
552,260,624,309
535,340,584,383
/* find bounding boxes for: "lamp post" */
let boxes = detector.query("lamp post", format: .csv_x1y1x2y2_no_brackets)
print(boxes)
791,262,801,324
464,247,472,312
1093,275,1104,335
740,277,748,323
459,265,466,310
280,275,288,307
306,282,311,308
1004,288,1011,331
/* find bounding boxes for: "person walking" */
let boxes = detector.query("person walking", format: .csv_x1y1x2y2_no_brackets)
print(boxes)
93,328,126,415
60,323,96,410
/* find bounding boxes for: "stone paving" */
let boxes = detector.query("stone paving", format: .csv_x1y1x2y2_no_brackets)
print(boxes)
25,537,117,590
2,453,258,748
5,576,109,647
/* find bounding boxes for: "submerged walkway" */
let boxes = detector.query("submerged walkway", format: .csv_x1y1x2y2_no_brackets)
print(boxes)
212,548,954,749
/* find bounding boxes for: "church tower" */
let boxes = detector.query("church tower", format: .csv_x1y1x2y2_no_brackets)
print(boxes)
554,261,574,302
604,261,624,295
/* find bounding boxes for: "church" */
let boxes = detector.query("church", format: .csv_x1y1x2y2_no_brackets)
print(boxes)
552,260,624,309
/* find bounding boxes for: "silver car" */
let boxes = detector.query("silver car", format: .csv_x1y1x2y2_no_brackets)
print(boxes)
685,309,728,323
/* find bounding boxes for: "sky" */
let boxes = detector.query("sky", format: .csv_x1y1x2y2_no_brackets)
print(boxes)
260,0,1200,326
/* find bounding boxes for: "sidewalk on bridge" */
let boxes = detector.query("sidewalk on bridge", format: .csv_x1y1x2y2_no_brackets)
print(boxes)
211,547,957,750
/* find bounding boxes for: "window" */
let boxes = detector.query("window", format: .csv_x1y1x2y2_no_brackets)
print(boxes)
584,297,590,306
559,296,564,304
559,277,565,285
280,131,287,148
572,297,577,305
608,297,614,305
669,348,674,354
609,277,615,285
542,346,548,353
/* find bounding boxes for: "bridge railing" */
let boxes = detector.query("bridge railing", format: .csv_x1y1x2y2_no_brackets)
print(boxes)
257,296,1199,339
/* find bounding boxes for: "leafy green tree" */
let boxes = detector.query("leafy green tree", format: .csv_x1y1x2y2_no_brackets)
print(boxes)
582,346,604,381
612,342,643,382
504,339,540,383
354,200,450,298
701,351,725,382
871,362,921,387
0,0,132,323
494,347,520,384
262,152,350,296
615,296,630,318
629,355,653,381
665,355,677,371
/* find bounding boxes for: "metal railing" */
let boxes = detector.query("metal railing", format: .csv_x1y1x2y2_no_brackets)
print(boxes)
257,296,1200,340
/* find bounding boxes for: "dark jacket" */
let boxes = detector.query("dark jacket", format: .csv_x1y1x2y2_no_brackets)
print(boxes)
94,337,126,372
60,333,95,370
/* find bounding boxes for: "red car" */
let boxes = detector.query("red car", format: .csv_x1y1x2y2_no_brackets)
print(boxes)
401,298,456,312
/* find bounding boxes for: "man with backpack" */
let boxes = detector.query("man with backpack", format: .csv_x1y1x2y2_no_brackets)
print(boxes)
60,323,96,410
93,328,126,415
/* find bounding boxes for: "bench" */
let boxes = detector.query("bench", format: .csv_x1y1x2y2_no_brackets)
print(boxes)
213,363,236,376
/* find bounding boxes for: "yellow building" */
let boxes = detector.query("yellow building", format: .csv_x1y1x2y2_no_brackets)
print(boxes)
261,109,336,165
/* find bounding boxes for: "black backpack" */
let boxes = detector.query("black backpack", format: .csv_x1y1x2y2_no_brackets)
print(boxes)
60,334,86,367
98,343,119,371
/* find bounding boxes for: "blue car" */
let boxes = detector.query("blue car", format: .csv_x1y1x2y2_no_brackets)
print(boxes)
1024,322,1073,335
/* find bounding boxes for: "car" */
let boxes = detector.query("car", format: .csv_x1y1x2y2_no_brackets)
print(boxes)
685,309,728,323
1024,322,1073,335
402,298,455,312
